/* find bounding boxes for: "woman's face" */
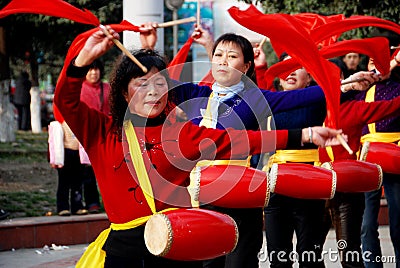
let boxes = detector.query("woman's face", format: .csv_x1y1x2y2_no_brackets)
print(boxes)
211,41,251,87
124,67,168,118
86,67,101,84
280,68,312,91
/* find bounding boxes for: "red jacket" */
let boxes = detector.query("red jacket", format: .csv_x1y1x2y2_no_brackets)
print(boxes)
80,80,111,115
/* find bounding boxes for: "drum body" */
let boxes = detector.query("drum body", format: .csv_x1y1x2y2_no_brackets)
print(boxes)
360,141,400,174
321,160,382,193
189,165,269,208
144,208,238,260
269,163,336,199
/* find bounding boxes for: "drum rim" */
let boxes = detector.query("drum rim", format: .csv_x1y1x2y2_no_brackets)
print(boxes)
320,162,336,199
359,141,370,161
225,213,239,253
188,166,201,203
268,163,278,193
264,170,271,207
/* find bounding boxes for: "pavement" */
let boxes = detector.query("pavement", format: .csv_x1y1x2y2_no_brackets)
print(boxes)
0,226,396,268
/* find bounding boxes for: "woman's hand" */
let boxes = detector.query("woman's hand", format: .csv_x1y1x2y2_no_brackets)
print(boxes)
75,26,119,67
253,45,267,68
302,127,346,148
341,71,381,92
192,24,214,59
139,22,158,50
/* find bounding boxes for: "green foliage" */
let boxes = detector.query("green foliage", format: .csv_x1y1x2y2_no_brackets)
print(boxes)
0,191,56,217
242,0,400,32
0,0,122,82
238,0,400,68
236,0,400,67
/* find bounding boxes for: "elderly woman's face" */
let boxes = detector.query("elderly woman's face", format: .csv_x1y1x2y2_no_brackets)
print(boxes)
124,67,168,118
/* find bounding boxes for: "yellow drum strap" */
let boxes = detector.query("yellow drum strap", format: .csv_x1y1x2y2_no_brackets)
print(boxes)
265,149,320,170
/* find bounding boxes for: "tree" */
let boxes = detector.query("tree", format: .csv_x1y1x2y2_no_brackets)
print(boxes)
238,0,400,69
0,0,122,138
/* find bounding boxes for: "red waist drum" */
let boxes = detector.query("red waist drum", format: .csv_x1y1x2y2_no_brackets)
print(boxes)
189,165,269,208
321,160,382,193
360,141,400,174
144,208,238,261
268,163,336,199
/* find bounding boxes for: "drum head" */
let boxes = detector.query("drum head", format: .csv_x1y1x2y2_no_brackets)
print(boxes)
144,213,173,257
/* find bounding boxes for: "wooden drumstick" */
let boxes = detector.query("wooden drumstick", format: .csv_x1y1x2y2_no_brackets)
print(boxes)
157,17,196,28
100,25,148,73
197,0,201,26
390,46,400,49
258,36,267,48
337,134,353,155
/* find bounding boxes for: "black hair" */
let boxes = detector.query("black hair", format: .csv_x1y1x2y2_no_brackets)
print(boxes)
88,59,104,78
109,49,175,137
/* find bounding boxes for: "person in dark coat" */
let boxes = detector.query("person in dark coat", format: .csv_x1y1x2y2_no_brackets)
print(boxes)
13,71,32,130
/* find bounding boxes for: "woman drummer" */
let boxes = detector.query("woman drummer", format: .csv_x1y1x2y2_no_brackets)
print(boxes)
54,26,342,267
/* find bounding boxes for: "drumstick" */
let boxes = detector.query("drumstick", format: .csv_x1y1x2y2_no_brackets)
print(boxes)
340,77,366,85
258,36,267,48
390,46,400,49
100,25,148,73
197,0,201,26
157,17,196,28
337,134,354,155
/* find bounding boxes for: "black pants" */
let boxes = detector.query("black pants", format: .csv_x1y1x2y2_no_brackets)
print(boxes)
323,192,365,268
15,103,31,130
202,207,263,268
264,194,326,268
82,165,100,208
56,149,85,213
103,226,203,268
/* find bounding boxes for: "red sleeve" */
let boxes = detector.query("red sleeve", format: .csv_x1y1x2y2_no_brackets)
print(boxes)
355,96,400,125
255,63,275,91
177,123,288,161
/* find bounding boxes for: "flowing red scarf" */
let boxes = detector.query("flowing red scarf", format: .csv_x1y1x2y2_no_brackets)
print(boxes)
0,0,99,25
229,5,341,128
262,37,390,88
0,0,146,123
168,37,194,80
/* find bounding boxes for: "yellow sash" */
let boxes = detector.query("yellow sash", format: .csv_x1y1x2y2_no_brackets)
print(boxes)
76,121,177,267
264,149,320,170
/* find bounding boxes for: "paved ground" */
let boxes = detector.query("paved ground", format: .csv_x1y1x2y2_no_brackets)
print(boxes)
0,227,396,267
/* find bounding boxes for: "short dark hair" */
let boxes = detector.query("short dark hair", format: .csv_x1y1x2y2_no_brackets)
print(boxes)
88,59,104,78
212,33,256,83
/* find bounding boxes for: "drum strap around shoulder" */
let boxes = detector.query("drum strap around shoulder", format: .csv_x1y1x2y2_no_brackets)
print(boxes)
199,92,216,128
362,85,400,145
76,121,178,268
124,120,157,214
365,85,377,134
265,149,320,169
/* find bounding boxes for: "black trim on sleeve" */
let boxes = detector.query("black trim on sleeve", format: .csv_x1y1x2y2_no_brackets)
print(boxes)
287,129,303,149
66,58,90,78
